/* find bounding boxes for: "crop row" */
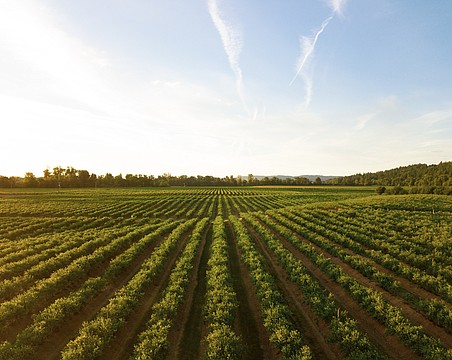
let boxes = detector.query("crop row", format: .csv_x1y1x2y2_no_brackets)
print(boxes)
305,207,449,276
204,216,242,359
0,188,362,222
322,206,452,281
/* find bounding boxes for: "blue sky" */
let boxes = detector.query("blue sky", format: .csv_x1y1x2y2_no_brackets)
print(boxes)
1,0,451,177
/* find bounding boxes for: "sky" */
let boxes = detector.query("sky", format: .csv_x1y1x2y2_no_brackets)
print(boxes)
1,0,451,177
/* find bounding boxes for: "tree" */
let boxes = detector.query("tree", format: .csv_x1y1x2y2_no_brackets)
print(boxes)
78,170,90,187
101,173,115,187
53,166,63,188
237,175,242,186
0,176,10,187
23,172,38,187
114,173,125,187
248,174,255,186
314,177,322,185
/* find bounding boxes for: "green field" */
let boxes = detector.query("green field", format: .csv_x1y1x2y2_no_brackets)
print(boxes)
0,187,451,359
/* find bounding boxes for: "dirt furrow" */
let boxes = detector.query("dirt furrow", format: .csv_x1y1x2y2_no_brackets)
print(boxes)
168,222,211,360
225,220,272,359
174,224,212,360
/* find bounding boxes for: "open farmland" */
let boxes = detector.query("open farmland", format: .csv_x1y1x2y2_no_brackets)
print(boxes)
0,187,451,360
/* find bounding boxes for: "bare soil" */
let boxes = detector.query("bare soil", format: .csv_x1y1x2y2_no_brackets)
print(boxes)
169,223,212,360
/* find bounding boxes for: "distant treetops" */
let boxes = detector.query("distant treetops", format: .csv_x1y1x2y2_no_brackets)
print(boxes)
0,162,451,193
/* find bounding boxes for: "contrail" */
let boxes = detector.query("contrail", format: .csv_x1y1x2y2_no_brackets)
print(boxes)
289,0,348,101
289,15,333,86
208,0,249,114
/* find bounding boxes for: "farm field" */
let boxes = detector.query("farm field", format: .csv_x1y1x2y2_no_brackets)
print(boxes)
0,187,451,360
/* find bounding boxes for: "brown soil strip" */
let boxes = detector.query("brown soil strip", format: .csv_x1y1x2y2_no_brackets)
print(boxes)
221,195,228,217
190,196,210,218
32,228,178,360
210,197,219,220
243,222,344,360
264,217,422,360
226,197,240,216
172,223,212,360
225,221,269,360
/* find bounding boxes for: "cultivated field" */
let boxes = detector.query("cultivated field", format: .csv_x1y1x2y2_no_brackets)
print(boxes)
0,187,451,359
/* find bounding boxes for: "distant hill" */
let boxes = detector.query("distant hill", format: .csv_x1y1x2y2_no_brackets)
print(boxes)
254,175,337,182
325,161,451,187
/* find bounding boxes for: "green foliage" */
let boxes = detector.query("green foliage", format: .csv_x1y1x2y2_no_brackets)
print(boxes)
0,188,450,359
327,161,452,188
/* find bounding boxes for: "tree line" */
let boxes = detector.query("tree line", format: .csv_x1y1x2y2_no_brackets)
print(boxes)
0,167,321,188
327,161,452,195
326,162,451,187
0,162,450,191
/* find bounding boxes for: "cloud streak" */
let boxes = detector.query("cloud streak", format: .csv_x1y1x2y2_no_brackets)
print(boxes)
328,0,348,16
208,0,248,114
290,0,348,107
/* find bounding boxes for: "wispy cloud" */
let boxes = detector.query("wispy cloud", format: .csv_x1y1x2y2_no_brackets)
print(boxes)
354,95,398,130
327,0,348,16
411,109,452,125
207,0,248,114
290,0,348,108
